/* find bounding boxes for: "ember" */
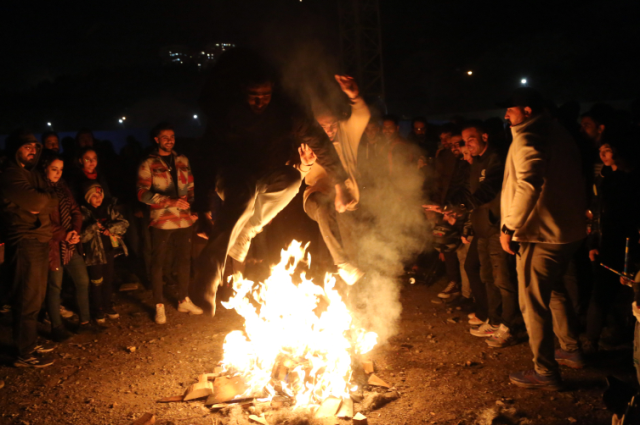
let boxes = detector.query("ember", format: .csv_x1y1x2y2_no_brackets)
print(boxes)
214,240,377,410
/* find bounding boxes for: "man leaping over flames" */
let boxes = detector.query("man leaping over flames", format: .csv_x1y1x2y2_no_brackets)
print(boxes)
193,49,353,314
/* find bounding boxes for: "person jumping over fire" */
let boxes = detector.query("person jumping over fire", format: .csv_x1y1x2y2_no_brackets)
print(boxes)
304,75,370,285
193,49,351,314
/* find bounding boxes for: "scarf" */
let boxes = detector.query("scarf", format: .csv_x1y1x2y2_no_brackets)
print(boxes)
49,179,76,265
83,169,98,180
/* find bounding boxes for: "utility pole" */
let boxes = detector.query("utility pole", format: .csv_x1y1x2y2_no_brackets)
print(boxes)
338,0,385,102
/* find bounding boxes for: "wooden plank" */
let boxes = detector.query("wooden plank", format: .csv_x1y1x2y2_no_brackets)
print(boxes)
367,374,390,388
316,397,342,418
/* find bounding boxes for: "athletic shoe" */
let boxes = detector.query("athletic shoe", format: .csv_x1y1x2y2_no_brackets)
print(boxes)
438,281,461,299
555,348,586,369
33,341,56,354
468,313,484,326
470,320,499,337
509,369,562,391
51,325,73,342
59,305,74,319
14,353,54,368
178,297,203,315
155,304,166,324
106,307,119,320
485,324,517,348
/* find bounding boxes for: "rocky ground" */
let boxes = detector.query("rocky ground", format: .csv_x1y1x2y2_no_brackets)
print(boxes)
0,273,634,425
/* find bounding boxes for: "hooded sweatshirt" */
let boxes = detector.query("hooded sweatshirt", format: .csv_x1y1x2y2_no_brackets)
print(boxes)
0,132,55,243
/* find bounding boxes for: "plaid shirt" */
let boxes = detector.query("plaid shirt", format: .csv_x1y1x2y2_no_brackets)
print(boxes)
137,150,195,229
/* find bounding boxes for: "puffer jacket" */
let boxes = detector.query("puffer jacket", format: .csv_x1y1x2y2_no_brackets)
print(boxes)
80,199,129,266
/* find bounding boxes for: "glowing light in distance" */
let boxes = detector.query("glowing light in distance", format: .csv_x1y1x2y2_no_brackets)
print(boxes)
193,114,198,119
467,70,473,75
47,122,52,126
521,78,527,85
118,119,123,124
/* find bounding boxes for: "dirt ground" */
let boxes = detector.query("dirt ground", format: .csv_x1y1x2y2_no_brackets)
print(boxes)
0,266,634,425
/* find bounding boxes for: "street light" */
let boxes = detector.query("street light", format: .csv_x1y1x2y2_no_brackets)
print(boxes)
467,70,473,76
193,114,198,119
119,119,123,124
47,122,52,127
521,78,528,85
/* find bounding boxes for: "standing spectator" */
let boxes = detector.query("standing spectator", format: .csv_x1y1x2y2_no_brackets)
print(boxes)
0,130,56,367
408,117,438,159
499,88,587,390
41,152,92,340
585,138,639,353
41,131,60,153
432,123,461,205
137,122,202,324
80,183,128,324
459,121,516,347
71,147,112,202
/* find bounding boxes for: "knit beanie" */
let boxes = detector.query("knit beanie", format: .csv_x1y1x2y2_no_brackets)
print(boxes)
84,182,104,204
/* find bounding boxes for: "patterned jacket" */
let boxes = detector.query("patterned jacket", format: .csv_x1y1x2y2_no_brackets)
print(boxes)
80,199,129,266
137,150,195,229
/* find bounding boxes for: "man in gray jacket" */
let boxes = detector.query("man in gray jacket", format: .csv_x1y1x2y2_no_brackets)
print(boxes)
499,88,587,390
0,130,56,367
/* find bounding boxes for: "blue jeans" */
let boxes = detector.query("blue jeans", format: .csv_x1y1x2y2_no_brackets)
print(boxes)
47,250,90,327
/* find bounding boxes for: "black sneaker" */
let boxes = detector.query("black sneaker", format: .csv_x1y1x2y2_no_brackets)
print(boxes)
14,352,54,368
33,340,57,354
106,307,119,320
51,325,73,343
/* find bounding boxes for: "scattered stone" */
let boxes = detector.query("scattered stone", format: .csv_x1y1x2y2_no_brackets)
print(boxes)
361,391,400,413
353,412,368,424
131,413,156,425
367,374,391,388
156,395,184,403
127,346,137,353
447,317,459,324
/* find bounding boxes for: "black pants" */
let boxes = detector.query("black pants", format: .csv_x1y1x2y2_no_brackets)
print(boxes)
465,236,502,324
196,166,302,312
87,252,114,318
443,250,461,283
6,238,49,358
150,226,192,304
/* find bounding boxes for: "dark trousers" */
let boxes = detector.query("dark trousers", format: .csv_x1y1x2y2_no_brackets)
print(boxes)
478,233,518,328
6,238,49,357
443,250,461,283
47,250,91,327
586,261,632,343
87,252,114,318
465,236,501,324
150,226,192,304
196,166,301,312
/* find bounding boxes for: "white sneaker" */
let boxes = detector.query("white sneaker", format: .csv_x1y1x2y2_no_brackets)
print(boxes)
60,305,74,319
470,320,499,337
468,313,484,326
438,281,461,299
338,263,365,285
155,304,166,324
178,297,203,315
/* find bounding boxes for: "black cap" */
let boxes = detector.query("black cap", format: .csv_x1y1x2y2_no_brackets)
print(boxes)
497,87,545,110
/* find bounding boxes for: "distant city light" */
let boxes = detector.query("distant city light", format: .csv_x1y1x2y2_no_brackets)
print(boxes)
122,116,126,121
521,78,528,85
193,114,198,119
47,122,52,127
119,119,123,124
467,70,473,76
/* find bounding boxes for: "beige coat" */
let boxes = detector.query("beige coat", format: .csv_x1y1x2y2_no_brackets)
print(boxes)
303,97,370,210
500,114,587,244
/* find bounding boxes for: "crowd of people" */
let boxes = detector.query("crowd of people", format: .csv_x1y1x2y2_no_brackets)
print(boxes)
1,50,640,420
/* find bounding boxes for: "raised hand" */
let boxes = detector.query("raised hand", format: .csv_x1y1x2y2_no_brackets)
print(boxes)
334,75,359,100
298,143,317,167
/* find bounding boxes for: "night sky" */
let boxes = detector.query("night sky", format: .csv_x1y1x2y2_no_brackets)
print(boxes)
1,0,638,128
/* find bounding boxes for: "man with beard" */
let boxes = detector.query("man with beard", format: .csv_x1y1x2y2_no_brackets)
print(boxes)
194,50,350,314
0,130,56,367
499,88,586,390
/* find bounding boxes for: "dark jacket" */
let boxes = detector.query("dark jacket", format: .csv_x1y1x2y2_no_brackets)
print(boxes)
80,199,128,266
48,178,83,271
0,137,55,244
588,166,640,252
69,168,112,205
464,145,505,238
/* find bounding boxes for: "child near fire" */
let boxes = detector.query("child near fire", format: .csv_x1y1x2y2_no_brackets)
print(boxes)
80,183,129,324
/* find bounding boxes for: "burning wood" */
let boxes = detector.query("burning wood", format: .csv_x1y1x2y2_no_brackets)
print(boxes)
315,396,342,418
